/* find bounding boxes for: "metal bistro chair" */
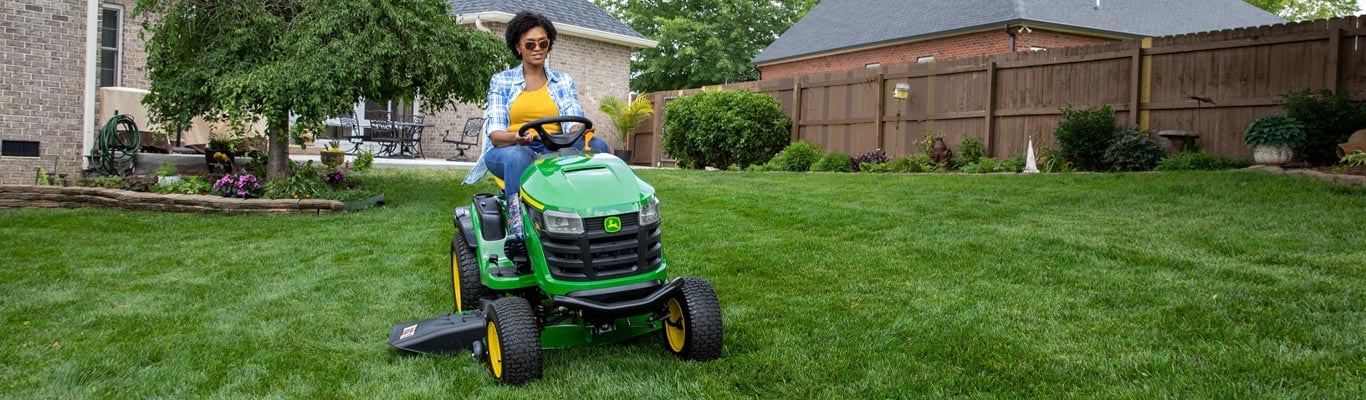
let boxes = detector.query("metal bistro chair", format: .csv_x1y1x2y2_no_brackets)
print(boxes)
442,117,485,161
394,114,427,159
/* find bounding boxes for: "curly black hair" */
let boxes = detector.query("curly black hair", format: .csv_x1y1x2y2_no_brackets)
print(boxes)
505,11,557,59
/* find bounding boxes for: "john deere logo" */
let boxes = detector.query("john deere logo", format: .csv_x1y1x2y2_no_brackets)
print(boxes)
604,216,622,233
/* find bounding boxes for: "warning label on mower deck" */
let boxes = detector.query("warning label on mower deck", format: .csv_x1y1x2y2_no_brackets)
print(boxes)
400,324,418,340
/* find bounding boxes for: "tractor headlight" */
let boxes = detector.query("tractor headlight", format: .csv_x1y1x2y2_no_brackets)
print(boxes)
639,197,660,226
542,210,584,235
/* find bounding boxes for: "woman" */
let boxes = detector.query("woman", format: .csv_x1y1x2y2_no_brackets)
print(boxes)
462,11,610,247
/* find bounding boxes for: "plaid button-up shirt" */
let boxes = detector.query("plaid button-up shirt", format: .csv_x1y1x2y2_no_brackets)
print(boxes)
462,64,586,185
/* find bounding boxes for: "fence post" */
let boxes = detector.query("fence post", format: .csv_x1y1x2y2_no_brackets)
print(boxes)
791,78,802,141
651,92,663,167
876,69,886,151
1327,21,1341,92
1138,37,1154,132
1129,42,1143,127
984,61,997,158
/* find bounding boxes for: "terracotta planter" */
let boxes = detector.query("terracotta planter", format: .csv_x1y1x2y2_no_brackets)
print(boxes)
1252,145,1293,165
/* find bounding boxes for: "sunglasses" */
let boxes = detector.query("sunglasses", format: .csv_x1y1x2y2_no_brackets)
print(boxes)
522,39,551,52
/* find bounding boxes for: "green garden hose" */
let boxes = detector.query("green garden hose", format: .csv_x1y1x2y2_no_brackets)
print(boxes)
93,113,140,176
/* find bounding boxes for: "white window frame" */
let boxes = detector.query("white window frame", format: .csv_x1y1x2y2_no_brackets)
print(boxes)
916,55,934,64
98,4,123,87
865,62,881,69
1029,46,1048,52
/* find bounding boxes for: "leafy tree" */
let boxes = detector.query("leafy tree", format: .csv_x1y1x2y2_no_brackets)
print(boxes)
1244,0,1360,21
595,0,818,93
136,0,511,180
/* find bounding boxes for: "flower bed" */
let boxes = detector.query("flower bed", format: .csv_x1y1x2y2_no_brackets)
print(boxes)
0,185,344,214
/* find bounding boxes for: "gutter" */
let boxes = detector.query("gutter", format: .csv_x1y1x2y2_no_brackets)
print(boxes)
82,0,98,168
456,11,657,49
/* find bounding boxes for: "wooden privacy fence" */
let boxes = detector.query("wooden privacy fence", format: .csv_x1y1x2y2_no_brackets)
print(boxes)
627,16,1366,166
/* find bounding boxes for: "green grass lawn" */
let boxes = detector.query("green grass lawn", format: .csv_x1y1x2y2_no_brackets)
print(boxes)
2,169,1363,398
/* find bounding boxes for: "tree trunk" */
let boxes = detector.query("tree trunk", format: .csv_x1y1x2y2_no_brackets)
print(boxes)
266,116,291,181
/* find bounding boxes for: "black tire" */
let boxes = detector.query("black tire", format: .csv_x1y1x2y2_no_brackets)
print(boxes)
484,297,542,385
451,233,485,312
662,277,724,361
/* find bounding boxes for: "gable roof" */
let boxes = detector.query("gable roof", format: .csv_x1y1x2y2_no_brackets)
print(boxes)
450,0,655,48
753,0,1284,66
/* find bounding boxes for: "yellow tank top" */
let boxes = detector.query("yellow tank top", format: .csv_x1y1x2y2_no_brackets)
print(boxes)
508,83,561,135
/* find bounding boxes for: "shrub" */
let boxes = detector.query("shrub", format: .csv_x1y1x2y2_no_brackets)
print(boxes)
1342,151,1366,167
153,176,212,195
1000,153,1025,173
1281,89,1366,166
1040,148,1073,173
810,153,853,172
1104,128,1166,172
1156,151,1252,171
1242,114,1306,148
353,149,375,172
885,154,934,173
265,161,330,199
858,162,893,173
1055,105,1119,171
954,137,985,167
918,131,941,155
662,90,791,169
851,149,888,172
961,157,1002,174
770,141,823,172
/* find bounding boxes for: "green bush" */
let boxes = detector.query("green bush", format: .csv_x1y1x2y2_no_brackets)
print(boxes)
1040,148,1073,173
264,161,331,199
810,153,853,172
1156,151,1252,171
353,149,375,172
954,137,985,167
662,90,791,169
886,154,935,173
1281,89,1366,166
770,141,823,172
1104,128,1165,172
1000,154,1025,173
858,162,893,173
1242,114,1306,148
1341,151,1366,167
153,176,213,195
961,157,1002,174
1055,105,1119,171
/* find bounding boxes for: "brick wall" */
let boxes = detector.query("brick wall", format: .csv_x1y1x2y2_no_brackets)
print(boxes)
759,28,1113,80
422,22,636,161
0,0,86,185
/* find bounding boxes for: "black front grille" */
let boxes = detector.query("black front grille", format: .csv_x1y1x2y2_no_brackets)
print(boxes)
537,212,661,281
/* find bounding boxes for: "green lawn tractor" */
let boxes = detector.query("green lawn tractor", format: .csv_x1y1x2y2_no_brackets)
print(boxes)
388,116,723,384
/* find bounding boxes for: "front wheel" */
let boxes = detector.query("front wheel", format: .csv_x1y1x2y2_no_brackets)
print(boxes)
662,277,724,361
485,297,542,384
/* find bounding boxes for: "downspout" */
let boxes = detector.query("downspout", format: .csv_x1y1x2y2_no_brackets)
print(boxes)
1005,24,1017,52
82,0,98,168
474,15,491,33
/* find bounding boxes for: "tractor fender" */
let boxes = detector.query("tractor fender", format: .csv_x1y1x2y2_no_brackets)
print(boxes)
452,206,477,249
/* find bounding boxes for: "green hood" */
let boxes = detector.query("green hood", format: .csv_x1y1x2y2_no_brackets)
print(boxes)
519,153,654,217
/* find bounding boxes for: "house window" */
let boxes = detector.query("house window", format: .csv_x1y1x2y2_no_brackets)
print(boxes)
1030,46,1048,52
916,56,934,64
98,5,122,87
865,63,881,69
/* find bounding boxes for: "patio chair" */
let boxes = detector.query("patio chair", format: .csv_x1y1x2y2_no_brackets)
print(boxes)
442,117,484,161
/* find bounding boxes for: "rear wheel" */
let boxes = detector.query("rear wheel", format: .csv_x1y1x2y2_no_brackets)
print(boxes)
662,277,723,361
485,297,541,384
451,234,485,312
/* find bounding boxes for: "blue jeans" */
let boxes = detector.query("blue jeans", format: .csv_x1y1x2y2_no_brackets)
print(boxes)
484,136,610,199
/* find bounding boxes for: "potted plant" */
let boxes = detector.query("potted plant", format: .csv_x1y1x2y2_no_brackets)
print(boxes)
156,160,181,186
206,131,237,174
598,95,654,163
1243,114,1306,165
320,141,345,168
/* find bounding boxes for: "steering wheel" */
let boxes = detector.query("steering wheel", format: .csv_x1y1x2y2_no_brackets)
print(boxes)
517,116,593,153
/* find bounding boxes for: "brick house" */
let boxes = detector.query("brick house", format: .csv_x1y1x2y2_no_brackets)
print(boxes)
0,0,652,185
753,0,1284,79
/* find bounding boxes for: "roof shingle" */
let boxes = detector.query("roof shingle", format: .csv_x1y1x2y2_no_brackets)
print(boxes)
449,0,647,40
753,0,1285,65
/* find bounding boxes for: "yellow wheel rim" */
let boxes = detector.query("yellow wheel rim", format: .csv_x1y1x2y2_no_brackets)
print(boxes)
452,250,462,311
487,322,502,378
665,298,686,352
